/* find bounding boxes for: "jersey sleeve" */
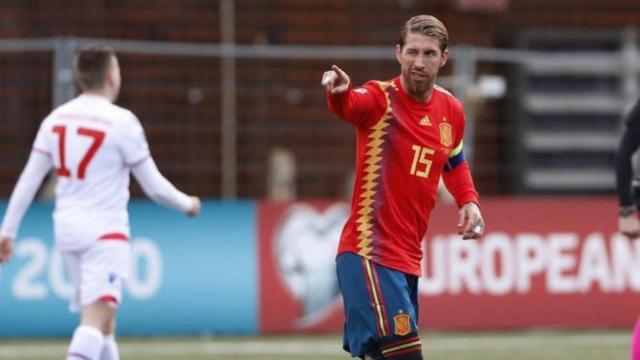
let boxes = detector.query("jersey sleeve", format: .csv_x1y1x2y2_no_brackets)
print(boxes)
115,113,151,166
442,99,479,208
32,119,52,156
1,118,55,238
0,151,53,238
131,157,193,213
326,81,386,128
625,98,640,129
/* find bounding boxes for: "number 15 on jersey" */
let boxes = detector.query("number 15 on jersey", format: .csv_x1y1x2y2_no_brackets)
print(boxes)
410,144,434,178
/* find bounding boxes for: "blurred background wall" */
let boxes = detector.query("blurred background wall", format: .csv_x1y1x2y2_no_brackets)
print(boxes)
1,0,639,200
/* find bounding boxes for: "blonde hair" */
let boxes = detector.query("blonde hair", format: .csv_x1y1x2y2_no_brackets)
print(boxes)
398,15,449,52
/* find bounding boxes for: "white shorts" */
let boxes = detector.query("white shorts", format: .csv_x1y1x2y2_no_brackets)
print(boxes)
61,240,130,313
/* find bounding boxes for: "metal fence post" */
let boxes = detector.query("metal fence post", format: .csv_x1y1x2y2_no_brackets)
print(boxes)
52,37,78,107
622,27,639,113
452,45,478,168
220,0,237,199
39,38,79,200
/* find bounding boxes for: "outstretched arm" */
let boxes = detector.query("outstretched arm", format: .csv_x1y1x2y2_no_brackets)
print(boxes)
616,122,640,238
131,157,200,217
322,65,384,127
0,150,53,262
616,99,640,238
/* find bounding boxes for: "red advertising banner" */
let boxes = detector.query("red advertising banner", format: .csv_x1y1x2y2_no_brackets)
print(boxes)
259,198,640,333
258,201,347,333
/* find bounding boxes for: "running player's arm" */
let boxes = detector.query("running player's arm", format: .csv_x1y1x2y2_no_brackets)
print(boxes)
117,114,199,216
322,65,384,127
0,123,53,262
130,157,195,214
0,150,52,239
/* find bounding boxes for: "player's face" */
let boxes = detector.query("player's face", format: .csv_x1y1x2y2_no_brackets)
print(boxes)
396,32,448,100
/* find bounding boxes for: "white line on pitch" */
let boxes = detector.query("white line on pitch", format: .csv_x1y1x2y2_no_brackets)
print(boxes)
0,333,629,358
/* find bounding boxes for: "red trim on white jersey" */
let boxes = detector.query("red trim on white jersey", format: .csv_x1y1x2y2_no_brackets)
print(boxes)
98,295,118,304
55,113,113,125
127,154,150,167
98,232,129,241
32,147,50,155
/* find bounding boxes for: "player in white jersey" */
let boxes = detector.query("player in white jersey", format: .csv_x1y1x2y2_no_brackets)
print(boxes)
0,45,201,360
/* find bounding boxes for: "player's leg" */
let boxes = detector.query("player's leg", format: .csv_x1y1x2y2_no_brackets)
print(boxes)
374,266,422,360
68,296,120,360
69,240,129,360
336,252,387,359
77,300,119,360
94,240,128,360
631,316,640,360
70,299,119,360
100,319,119,360
632,182,640,360
67,323,105,360
63,249,106,360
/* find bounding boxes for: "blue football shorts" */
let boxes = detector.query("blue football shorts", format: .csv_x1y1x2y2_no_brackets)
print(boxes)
336,252,422,359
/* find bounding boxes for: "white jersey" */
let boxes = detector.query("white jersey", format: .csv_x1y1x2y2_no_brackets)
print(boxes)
0,93,193,251
34,94,150,249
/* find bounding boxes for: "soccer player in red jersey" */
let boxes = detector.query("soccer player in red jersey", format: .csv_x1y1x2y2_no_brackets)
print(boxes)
322,15,484,359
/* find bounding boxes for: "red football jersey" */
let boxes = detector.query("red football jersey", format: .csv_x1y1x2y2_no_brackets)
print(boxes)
328,77,479,276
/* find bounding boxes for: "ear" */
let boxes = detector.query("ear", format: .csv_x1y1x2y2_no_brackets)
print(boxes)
105,69,115,87
105,56,119,87
439,49,449,68
395,44,402,65
75,79,86,92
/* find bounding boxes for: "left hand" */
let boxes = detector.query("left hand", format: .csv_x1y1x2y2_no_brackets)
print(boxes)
619,213,640,238
0,236,14,263
186,196,201,217
457,202,484,240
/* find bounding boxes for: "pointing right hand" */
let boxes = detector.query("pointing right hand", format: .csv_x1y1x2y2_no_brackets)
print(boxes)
321,65,351,94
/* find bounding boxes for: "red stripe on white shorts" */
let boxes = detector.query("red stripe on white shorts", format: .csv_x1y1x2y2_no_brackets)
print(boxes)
98,295,118,304
98,233,128,241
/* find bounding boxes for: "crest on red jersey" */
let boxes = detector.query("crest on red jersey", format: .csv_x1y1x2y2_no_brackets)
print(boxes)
439,122,453,147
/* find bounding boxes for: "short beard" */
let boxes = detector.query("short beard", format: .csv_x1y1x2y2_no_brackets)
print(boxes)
408,77,432,98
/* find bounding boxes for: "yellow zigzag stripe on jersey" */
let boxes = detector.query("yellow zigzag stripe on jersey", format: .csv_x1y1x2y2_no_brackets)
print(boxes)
356,81,394,258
